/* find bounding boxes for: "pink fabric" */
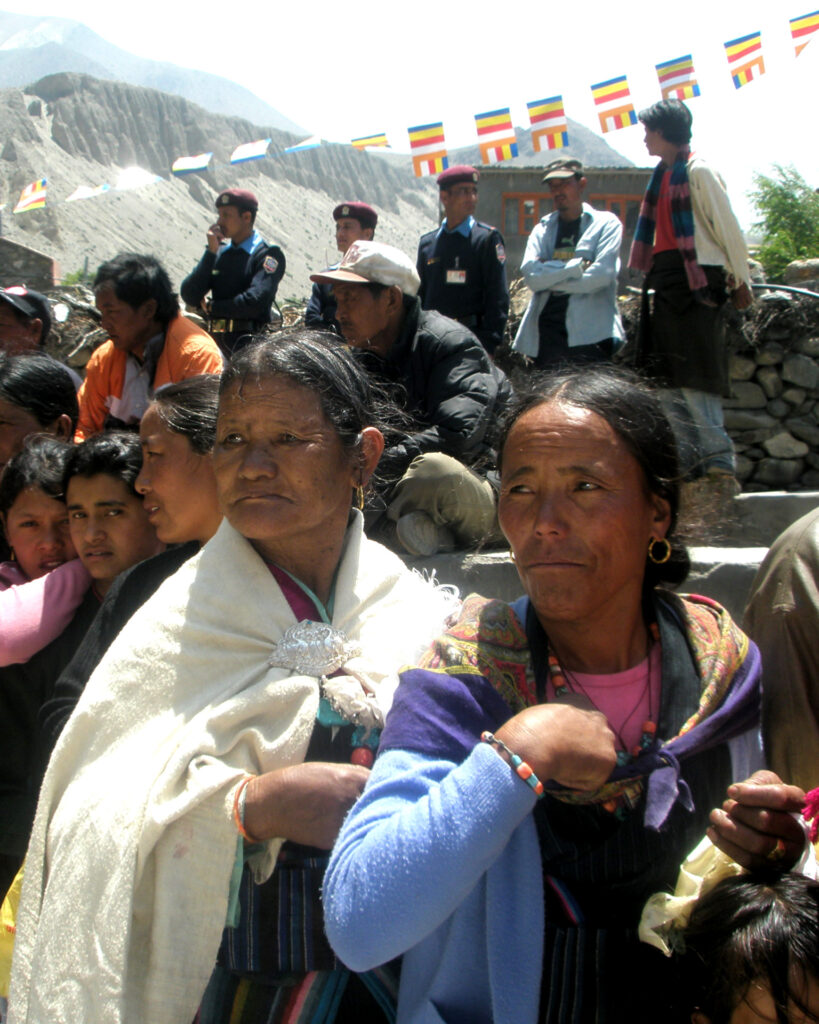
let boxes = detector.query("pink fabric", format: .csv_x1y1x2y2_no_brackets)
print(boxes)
546,644,662,753
268,563,322,622
0,558,92,666
653,172,676,254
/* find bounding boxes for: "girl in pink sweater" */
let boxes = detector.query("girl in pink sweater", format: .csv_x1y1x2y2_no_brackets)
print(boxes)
0,437,90,666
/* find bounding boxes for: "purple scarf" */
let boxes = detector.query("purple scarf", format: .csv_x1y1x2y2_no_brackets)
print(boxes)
380,592,761,831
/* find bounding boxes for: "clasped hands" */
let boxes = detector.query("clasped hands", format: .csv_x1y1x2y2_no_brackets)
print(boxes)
495,702,806,871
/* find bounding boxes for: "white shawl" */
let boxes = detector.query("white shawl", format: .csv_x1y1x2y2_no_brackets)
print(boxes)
10,513,453,1024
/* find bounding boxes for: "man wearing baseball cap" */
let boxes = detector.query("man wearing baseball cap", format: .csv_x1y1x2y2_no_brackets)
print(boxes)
513,157,624,366
0,286,52,355
416,165,509,356
311,240,510,557
305,202,378,333
181,187,286,357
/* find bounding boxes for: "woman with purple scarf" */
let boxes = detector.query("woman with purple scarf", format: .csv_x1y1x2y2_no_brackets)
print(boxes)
628,99,752,488
323,366,806,1024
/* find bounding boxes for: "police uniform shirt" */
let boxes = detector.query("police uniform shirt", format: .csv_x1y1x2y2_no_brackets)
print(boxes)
180,229,286,325
416,216,509,354
305,268,340,333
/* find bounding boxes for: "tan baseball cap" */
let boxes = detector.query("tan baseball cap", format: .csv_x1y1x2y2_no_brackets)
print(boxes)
310,241,420,297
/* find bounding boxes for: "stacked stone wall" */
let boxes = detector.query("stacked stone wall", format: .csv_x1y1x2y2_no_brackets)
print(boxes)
723,293,819,491
614,287,819,492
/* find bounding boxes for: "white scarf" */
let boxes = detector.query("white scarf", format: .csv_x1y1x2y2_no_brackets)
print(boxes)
10,513,454,1024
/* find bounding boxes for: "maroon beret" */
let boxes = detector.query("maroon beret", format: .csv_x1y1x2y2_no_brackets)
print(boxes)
437,165,479,189
333,202,378,230
215,188,259,214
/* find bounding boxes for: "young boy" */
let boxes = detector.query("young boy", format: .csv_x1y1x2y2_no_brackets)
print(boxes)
0,432,163,892
64,432,164,599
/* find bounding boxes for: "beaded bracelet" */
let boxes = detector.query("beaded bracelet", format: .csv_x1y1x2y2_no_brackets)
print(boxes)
481,731,544,798
232,774,261,843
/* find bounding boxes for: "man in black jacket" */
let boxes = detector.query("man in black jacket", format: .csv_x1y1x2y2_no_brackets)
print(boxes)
310,240,511,556
181,188,286,357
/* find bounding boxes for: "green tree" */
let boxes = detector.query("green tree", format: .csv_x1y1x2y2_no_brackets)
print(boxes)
751,165,819,280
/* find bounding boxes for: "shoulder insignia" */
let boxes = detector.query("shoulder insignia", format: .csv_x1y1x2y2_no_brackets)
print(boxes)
496,243,506,263
263,256,279,274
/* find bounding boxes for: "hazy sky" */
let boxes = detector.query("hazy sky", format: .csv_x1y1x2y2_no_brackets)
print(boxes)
2,0,817,228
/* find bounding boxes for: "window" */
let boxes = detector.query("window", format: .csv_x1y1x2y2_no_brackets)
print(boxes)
502,192,644,237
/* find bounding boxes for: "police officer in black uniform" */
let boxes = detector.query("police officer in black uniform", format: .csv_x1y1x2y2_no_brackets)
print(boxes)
181,188,286,357
416,165,509,356
305,202,378,334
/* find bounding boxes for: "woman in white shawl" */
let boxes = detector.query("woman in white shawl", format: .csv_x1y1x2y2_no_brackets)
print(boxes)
9,331,458,1024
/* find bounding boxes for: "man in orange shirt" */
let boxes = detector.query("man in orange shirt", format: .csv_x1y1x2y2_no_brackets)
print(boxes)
76,254,222,440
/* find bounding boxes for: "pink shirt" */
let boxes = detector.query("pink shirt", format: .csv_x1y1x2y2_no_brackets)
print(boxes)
0,559,92,666
653,171,677,255
546,644,662,753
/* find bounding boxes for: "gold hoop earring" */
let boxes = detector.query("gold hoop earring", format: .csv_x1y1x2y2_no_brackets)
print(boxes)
509,550,516,564
355,485,365,511
648,537,672,564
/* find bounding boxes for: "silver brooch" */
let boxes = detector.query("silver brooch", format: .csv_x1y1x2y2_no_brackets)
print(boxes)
268,621,361,677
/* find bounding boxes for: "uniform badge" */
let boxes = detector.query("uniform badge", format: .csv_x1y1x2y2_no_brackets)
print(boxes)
496,243,506,264
342,205,350,216
263,256,279,274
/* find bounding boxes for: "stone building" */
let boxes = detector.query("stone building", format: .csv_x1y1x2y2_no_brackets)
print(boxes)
0,237,59,291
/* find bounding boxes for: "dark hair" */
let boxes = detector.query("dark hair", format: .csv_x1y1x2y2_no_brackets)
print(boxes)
0,297,50,344
0,352,79,432
0,434,73,518
496,364,688,589
676,873,819,1024
63,431,143,498
220,329,385,456
93,253,179,327
638,99,693,146
151,375,220,456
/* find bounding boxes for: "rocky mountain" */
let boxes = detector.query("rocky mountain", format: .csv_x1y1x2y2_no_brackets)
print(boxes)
0,11,304,133
0,70,634,302
0,73,439,300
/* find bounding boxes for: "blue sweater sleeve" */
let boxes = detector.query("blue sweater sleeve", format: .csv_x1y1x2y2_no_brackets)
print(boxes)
323,741,537,972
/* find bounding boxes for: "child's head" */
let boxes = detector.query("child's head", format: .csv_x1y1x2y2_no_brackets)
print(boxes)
679,872,819,1024
0,352,78,476
0,435,75,579
64,432,164,596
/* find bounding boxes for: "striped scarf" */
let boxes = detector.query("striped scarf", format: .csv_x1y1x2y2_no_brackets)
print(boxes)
408,590,758,828
628,147,710,300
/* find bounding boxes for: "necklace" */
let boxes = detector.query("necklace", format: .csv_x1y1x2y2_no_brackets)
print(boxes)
547,621,660,768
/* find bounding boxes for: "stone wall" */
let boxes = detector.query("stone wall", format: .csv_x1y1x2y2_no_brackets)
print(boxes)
725,292,819,490
615,284,819,491
0,236,58,290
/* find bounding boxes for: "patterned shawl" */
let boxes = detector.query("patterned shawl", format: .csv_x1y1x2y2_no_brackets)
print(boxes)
380,590,760,831
628,147,710,300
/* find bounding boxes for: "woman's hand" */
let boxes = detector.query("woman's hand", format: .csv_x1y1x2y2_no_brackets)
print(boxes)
707,769,807,870
244,762,370,849
495,702,617,791
731,282,754,310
